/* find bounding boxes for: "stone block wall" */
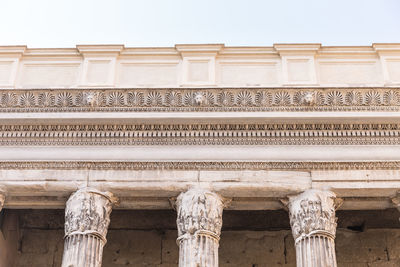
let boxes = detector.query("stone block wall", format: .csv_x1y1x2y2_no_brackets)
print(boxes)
15,228,400,267
0,211,19,267
11,209,400,267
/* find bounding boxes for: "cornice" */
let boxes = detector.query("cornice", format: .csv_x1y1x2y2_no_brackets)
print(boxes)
76,44,125,57
0,87,399,113
318,47,378,59
218,47,277,56
121,47,180,57
0,45,27,58
274,43,321,55
0,44,398,58
175,44,224,56
373,43,400,54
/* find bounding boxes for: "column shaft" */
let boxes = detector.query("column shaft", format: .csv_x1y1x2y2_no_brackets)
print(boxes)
63,234,104,267
178,233,219,267
296,234,336,267
61,188,116,267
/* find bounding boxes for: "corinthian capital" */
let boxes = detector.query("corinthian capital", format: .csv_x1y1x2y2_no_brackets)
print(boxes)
64,187,117,242
391,192,400,210
175,188,227,240
0,192,5,212
286,189,342,242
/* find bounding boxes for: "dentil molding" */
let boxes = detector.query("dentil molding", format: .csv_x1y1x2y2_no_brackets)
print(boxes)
0,123,399,146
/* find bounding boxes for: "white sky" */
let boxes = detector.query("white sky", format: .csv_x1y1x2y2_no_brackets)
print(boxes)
1,0,399,48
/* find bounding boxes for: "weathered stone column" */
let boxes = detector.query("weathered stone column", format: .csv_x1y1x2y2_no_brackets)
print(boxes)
391,193,400,219
175,188,227,267
61,188,117,267
0,192,4,212
285,189,342,267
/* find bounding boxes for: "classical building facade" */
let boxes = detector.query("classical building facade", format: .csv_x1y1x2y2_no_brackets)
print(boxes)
0,43,400,266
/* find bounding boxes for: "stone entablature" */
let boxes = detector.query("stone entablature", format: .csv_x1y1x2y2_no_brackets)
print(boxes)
1,44,400,88
2,43,400,267
0,44,399,235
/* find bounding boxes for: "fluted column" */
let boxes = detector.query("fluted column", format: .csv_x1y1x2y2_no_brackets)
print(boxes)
61,188,117,267
286,189,342,267
174,188,227,267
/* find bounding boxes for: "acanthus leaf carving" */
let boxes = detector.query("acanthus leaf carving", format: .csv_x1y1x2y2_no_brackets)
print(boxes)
174,188,230,267
286,189,343,242
175,188,228,240
64,187,117,241
0,191,5,212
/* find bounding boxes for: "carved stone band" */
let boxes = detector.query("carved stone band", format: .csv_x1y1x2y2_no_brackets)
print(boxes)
1,88,400,112
174,188,228,267
61,188,117,267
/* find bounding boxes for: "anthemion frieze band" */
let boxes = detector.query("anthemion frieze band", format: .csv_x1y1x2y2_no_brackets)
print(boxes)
2,43,400,266
0,87,400,112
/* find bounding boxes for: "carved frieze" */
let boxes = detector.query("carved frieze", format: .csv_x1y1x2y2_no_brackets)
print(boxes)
0,88,399,112
1,161,400,171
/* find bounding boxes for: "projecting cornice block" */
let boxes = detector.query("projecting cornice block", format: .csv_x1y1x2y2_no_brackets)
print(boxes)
176,44,224,86
0,46,26,88
373,43,400,86
274,44,321,86
77,45,125,87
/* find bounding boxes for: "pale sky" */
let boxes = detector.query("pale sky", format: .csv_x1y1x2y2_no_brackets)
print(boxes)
1,0,399,48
